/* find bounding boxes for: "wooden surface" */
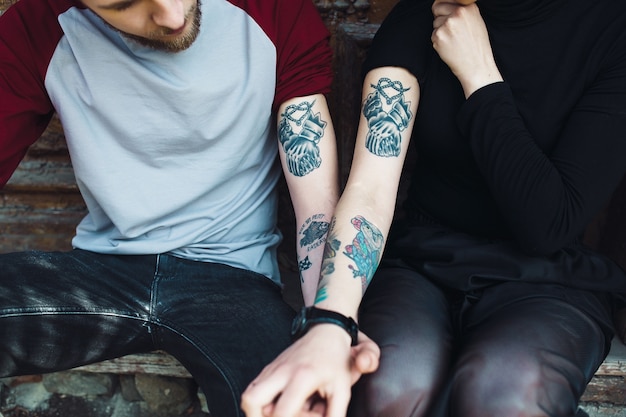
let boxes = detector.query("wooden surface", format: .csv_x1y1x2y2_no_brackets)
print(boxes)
0,115,87,252
72,338,626,405
583,340,626,405
74,351,191,379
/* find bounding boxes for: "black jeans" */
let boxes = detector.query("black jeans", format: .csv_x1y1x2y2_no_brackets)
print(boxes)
349,266,612,417
0,249,295,417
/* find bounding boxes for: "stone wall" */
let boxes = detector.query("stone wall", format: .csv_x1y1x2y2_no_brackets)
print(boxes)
1,372,208,417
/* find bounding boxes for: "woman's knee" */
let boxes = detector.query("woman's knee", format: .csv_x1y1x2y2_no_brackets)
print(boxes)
349,368,437,417
450,349,581,417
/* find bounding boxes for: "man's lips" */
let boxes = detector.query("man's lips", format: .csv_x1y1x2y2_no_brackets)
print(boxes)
166,20,187,36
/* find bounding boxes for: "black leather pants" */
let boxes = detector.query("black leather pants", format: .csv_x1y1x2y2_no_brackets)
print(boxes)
0,249,295,417
349,266,612,417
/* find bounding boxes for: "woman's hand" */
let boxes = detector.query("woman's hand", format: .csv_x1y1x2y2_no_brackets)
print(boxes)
241,325,380,417
431,0,503,97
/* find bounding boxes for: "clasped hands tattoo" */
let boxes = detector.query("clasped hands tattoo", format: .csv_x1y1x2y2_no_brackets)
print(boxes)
363,77,412,157
279,77,409,177
293,77,410,302
279,100,327,177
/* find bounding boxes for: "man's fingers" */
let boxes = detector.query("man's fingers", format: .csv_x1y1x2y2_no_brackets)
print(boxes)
325,388,352,417
262,402,276,417
292,393,326,417
271,372,322,417
241,372,289,417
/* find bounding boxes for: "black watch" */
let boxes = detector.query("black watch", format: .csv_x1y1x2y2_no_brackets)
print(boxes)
291,306,358,346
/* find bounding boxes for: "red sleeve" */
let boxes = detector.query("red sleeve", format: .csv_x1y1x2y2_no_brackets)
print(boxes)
228,0,333,111
272,0,333,109
0,0,74,187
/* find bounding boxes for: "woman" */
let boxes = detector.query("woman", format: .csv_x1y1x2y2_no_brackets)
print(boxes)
241,0,626,416
348,0,626,415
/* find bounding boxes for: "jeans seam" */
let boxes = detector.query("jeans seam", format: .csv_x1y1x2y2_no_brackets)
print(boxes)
148,254,163,344
154,319,241,414
147,255,277,416
149,255,242,415
0,310,147,320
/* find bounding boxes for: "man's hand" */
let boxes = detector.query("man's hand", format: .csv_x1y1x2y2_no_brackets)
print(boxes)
241,324,380,417
431,0,503,97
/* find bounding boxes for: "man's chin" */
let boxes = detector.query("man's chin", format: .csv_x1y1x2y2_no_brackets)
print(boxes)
120,0,202,52
124,29,199,52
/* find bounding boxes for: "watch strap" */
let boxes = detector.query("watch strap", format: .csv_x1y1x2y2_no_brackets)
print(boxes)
291,306,359,346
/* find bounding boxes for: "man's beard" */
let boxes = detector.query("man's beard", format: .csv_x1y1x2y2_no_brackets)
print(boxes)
119,1,202,52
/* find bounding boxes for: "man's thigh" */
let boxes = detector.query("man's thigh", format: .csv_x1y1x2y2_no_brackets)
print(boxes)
0,250,157,376
150,255,296,417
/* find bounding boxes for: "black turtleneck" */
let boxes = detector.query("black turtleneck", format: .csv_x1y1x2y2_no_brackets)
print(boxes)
477,0,567,26
363,0,626,256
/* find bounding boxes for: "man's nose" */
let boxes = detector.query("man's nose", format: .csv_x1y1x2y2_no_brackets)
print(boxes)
152,0,185,30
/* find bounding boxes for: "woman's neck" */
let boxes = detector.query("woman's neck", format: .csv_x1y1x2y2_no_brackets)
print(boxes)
478,0,567,26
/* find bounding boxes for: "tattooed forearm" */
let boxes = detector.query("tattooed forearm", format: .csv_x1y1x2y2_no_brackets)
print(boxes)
314,216,384,300
297,214,329,283
315,218,340,303
279,100,327,177
314,286,328,304
299,214,330,249
298,256,312,283
363,77,412,157
343,216,384,292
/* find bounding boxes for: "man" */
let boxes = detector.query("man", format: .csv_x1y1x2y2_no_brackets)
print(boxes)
0,0,343,415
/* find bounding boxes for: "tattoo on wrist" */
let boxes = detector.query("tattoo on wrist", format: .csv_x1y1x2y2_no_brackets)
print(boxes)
279,100,326,177
298,256,312,272
314,286,328,304
362,78,412,157
297,255,312,283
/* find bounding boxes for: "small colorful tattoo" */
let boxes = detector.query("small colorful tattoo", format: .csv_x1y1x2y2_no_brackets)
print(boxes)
343,216,383,290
